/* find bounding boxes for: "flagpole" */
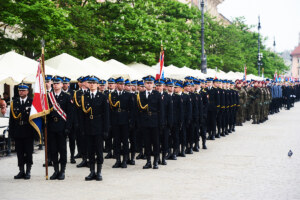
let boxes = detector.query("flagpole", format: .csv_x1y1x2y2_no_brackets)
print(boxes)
41,39,49,180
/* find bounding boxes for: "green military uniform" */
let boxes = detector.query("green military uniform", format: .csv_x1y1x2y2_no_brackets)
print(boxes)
236,86,247,126
248,85,261,124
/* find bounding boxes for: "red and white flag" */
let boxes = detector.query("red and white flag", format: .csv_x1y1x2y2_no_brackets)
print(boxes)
29,61,50,143
156,50,164,80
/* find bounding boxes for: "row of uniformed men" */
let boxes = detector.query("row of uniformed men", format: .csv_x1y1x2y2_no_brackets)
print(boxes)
234,79,300,126
10,75,240,181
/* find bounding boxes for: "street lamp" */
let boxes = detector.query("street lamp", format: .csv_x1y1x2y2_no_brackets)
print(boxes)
200,0,207,74
257,16,262,76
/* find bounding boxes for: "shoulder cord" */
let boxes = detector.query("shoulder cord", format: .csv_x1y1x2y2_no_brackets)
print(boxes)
81,95,93,116
73,91,81,108
10,101,21,120
137,93,148,111
108,93,120,108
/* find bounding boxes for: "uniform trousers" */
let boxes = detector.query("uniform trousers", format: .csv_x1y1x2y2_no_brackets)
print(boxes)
15,138,34,167
87,135,103,165
49,131,67,165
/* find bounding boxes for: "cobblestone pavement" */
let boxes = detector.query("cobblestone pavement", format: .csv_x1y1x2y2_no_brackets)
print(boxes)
1,103,300,200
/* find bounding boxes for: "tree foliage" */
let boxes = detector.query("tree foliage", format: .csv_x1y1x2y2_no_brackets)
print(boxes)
0,0,289,78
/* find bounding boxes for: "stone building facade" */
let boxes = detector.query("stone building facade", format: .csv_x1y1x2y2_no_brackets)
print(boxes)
177,0,230,25
290,34,300,78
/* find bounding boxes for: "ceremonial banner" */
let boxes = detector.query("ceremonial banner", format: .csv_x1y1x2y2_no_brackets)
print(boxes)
29,61,50,143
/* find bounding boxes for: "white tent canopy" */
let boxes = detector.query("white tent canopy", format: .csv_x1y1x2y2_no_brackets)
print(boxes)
105,59,143,80
127,62,156,77
45,53,90,80
0,51,60,84
82,56,111,80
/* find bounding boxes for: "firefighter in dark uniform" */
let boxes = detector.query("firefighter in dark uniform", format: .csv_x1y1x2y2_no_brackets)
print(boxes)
62,76,76,164
103,77,115,159
136,80,146,160
43,75,53,167
73,76,83,159
200,80,208,149
206,78,220,140
47,76,72,180
155,79,173,165
194,79,203,151
230,81,239,132
127,80,138,165
216,79,225,138
221,80,228,136
179,81,192,157
74,76,90,168
9,83,35,179
82,76,109,181
184,78,198,154
137,75,164,169
168,81,184,160
109,77,134,169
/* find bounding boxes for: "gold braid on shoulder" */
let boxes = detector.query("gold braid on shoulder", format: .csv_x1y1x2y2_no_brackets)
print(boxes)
81,95,92,114
73,91,81,108
10,101,21,120
137,93,148,110
108,93,120,108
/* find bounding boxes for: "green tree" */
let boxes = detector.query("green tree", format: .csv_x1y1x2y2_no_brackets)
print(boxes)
0,0,75,59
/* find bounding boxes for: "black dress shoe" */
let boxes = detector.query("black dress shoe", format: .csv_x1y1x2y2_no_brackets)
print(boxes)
77,159,88,168
85,165,96,181
74,154,81,159
50,169,59,180
96,173,102,181
24,164,31,180
179,151,186,157
192,147,199,152
85,172,96,181
96,164,103,181
169,154,177,160
112,160,121,168
161,157,167,165
185,148,193,154
202,144,207,149
14,166,25,179
153,163,159,169
136,153,144,160
57,165,65,180
43,161,53,167
143,160,152,169
129,159,135,165
70,157,76,164
105,152,113,159
58,171,65,180
121,160,127,168
153,157,159,169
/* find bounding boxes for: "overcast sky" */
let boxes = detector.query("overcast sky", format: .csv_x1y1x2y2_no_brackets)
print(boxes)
218,0,300,52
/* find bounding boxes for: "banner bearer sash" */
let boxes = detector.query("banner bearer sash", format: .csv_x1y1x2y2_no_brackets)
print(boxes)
48,92,67,121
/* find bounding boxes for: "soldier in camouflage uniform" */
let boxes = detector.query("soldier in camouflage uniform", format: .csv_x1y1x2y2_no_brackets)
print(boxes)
259,81,265,123
263,82,271,121
248,81,261,124
235,80,247,126
245,81,252,122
